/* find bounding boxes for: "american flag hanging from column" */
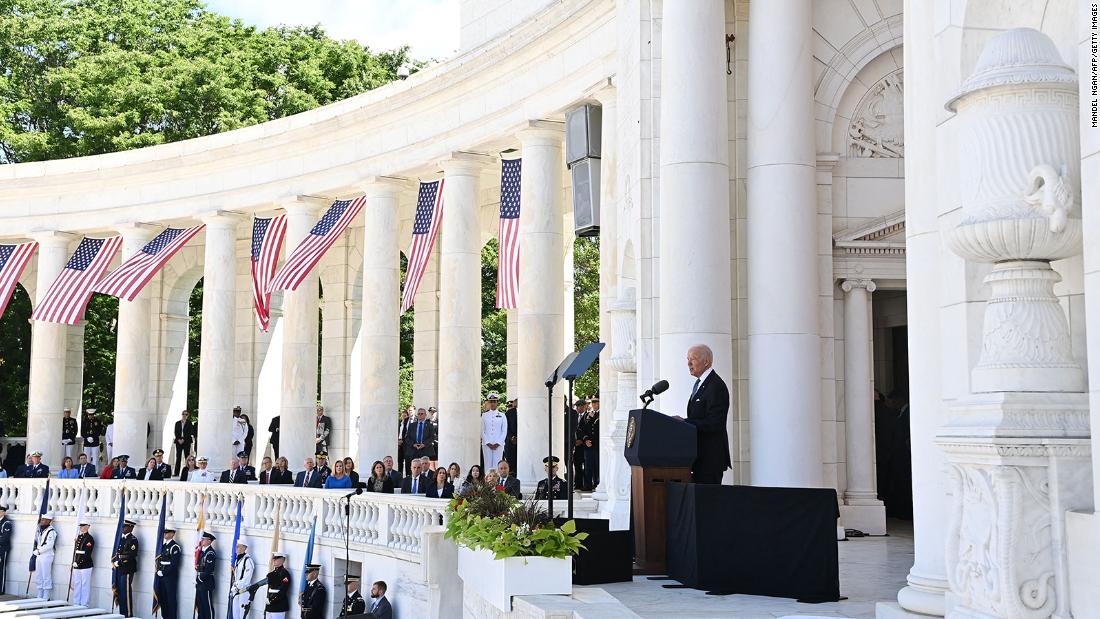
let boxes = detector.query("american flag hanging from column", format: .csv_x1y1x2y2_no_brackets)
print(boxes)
95,225,205,301
496,158,522,309
31,236,123,325
400,179,445,313
250,215,287,331
268,196,365,292
0,241,37,319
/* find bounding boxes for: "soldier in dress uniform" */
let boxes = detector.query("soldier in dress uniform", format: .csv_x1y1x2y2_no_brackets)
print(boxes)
481,393,507,474
155,527,183,619
247,550,291,619
230,536,256,619
113,519,139,617
504,399,518,468
112,455,136,479
33,511,57,599
71,520,94,606
570,399,586,488
238,452,257,481
316,452,332,486
534,456,567,500
195,532,217,619
61,408,78,460
299,564,327,619
315,405,332,455
339,575,366,616
82,409,101,465
28,450,50,478
579,396,600,491
0,504,11,594
153,449,173,479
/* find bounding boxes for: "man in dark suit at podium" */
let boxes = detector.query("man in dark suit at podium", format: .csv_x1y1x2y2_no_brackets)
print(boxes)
675,344,731,484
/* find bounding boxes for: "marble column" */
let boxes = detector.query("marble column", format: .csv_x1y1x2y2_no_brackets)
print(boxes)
359,178,403,467
279,201,321,472
437,156,487,469
516,124,566,484
506,309,518,399
413,252,440,408
658,0,733,420
26,232,74,468
746,0,822,488
840,279,885,535
197,213,241,471
112,225,156,463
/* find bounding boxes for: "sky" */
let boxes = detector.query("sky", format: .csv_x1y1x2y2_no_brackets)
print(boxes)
201,0,461,61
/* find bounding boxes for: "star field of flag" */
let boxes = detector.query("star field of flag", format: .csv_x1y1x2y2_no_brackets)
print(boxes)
268,196,364,293
401,179,445,313
0,245,13,268
67,238,106,270
413,182,441,234
500,159,521,219
141,227,184,255
252,218,272,259
312,200,352,236
496,158,522,309
250,214,287,331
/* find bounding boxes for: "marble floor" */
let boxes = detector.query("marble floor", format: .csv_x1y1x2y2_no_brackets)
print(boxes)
586,519,914,619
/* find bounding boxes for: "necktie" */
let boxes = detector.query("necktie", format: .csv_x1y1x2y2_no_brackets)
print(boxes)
412,477,418,494
690,378,701,399
305,471,311,486
417,422,423,444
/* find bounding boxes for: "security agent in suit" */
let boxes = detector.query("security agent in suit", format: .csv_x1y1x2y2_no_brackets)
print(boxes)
299,563,327,619
173,410,196,475
246,551,292,619
195,532,217,619
71,520,94,606
339,575,366,616
674,344,731,484
268,415,281,459
367,580,393,619
0,505,10,594
113,519,139,617
406,408,435,461
112,454,137,479
578,396,600,490
155,528,183,619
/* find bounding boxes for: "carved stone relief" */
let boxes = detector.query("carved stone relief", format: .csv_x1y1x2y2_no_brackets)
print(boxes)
848,70,904,158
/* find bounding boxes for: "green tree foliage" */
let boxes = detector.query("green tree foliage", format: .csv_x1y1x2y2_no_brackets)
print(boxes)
81,293,119,412
0,284,32,434
572,237,600,398
0,0,412,163
481,240,507,398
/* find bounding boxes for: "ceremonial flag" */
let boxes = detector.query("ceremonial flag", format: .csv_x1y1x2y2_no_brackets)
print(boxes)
400,180,445,312
299,517,316,594
0,242,37,319
151,493,167,616
194,494,206,566
269,197,365,292
110,491,127,609
268,502,283,571
95,226,204,301
250,215,287,331
28,478,50,572
496,158,522,309
225,497,243,616
31,236,123,325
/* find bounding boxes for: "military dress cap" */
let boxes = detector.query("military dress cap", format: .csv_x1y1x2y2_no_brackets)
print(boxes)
118,454,129,461
233,405,242,412
485,392,500,401
197,456,209,463
0,505,8,512
86,407,96,413
271,550,287,558
79,519,91,526
236,536,250,547
30,450,42,457
345,575,360,582
152,448,164,456
237,451,247,458
41,511,54,520
202,532,216,541
163,527,176,533
317,451,328,458
306,564,321,572
542,456,561,464
428,406,437,412
63,407,72,412
124,519,137,527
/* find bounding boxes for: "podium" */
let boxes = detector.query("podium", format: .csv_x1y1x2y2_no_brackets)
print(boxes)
624,408,696,574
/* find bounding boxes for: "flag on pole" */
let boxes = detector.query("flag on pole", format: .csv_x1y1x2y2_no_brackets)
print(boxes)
151,493,167,616
28,478,50,571
268,197,365,292
268,502,283,571
400,180,445,313
95,226,204,301
225,497,243,616
31,236,123,325
496,158,522,309
194,494,206,567
0,242,37,319
250,215,287,331
110,491,127,609
299,517,316,594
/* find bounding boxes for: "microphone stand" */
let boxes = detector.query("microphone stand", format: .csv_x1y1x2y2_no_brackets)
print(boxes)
342,487,360,589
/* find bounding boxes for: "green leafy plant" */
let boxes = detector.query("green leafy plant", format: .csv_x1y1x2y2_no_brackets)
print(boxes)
445,482,587,560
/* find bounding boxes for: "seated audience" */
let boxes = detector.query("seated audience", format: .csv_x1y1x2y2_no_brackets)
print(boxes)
366,460,394,494
425,466,454,499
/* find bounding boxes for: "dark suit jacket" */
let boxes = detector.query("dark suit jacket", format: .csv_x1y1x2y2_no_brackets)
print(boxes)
271,469,294,485
294,469,323,488
365,476,395,493
220,468,249,484
370,596,393,619
112,466,136,479
500,476,522,499
76,463,97,479
684,370,732,474
400,475,426,495
384,469,402,488
424,479,454,499
406,420,435,456
139,467,163,481
174,419,195,447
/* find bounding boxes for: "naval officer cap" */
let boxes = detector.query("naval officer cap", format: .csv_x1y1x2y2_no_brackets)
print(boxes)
79,519,91,526
0,505,7,512
118,454,129,461
40,511,54,520
306,563,322,573
152,448,164,456
30,450,42,457
542,456,561,464
163,527,176,533
197,456,209,463
485,392,500,401
345,575,361,583
271,550,287,558
124,519,137,527
202,532,216,541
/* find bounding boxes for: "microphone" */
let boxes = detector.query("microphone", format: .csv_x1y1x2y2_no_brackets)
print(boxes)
649,380,670,396
343,487,363,500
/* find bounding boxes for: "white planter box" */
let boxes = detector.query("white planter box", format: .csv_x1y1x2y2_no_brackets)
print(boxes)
457,546,572,612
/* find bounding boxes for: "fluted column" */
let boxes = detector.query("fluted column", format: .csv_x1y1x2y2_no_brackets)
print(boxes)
747,0,822,487
592,83,618,499
280,201,321,471
197,213,242,470
113,224,157,462
516,125,566,484
359,178,403,466
658,0,733,424
437,156,487,469
27,232,75,468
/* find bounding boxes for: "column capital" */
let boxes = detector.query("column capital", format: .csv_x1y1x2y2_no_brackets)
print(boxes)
438,152,493,176
841,278,877,293
517,120,565,147
360,175,411,198
28,230,78,247
286,197,323,217
115,222,159,240
200,210,248,228
584,76,617,107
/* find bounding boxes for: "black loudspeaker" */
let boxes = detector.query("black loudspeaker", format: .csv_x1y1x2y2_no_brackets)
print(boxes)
555,517,633,585
565,104,602,165
571,158,601,237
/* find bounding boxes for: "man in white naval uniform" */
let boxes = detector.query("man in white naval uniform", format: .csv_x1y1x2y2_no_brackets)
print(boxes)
105,421,114,461
481,393,508,474
230,536,256,619
33,511,57,599
189,457,218,483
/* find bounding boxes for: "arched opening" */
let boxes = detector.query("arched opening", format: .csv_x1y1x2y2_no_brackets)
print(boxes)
0,283,32,441
480,238,506,397
187,278,203,413
399,252,414,409
82,293,119,412
572,236,599,397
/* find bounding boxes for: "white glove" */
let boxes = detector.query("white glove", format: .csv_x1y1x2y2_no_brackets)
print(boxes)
72,562,78,567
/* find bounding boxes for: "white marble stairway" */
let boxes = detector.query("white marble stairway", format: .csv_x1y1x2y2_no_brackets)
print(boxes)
0,597,125,618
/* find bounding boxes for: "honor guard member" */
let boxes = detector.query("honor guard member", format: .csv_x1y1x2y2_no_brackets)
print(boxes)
71,520,94,606
61,408,78,459
0,504,11,594
82,408,101,465
339,575,366,616
113,519,139,617
481,393,507,474
152,449,173,479
33,511,57,599
534,456,568,500
195,532,217,619
230,536,255,619
315,405,332,455
247,550,291,619
299,564,327,619
238,452,257,481
28,450,50,478
112,455,136,479
155,527,183,619
316,452,332,486
579,396,600,491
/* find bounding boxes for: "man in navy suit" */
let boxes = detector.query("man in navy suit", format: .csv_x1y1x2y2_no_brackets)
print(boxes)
75,453,97,479
400,460,426,495
674,344,731,484
294,458,323,488
407,408,435,461
367,580,393,619
383,456,402,488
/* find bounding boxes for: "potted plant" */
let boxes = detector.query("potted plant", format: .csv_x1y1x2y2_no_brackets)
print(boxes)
445,482,587,612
